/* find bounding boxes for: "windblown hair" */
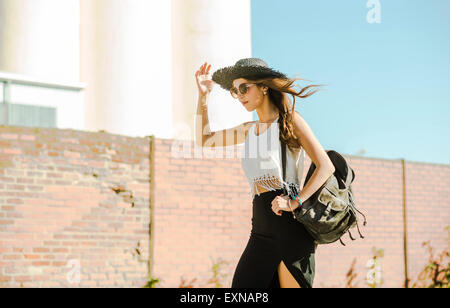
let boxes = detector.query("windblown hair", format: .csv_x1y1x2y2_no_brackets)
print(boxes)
247,76,326,153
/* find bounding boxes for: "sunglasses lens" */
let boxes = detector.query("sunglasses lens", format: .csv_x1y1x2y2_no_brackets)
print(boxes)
239,84,248,95
230,83,257,98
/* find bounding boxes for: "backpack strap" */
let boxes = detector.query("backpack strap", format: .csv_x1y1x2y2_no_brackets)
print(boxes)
281,136,288,195
345,166,354,187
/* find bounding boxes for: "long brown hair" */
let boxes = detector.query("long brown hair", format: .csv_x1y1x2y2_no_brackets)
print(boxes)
248,76,326,153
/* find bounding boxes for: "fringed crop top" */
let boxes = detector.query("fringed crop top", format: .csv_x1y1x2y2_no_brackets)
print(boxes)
241,116,305,199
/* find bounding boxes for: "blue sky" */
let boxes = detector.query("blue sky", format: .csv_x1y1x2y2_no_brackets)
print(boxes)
251,0,450,165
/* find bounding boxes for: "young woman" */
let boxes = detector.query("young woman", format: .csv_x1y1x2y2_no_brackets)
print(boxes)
194,58,335,288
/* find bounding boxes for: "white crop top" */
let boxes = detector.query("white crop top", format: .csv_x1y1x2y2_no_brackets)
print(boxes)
241,116,305,198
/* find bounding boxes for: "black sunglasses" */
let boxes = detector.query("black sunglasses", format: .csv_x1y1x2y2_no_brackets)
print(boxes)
230,83,258,98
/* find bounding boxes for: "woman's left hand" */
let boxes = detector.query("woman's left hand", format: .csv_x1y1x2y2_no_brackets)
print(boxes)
271,194,296,216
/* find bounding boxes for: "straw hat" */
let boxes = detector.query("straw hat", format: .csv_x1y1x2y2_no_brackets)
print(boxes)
212,58,287,91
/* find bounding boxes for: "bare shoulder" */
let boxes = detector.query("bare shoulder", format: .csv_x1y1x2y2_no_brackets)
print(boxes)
291,110,334,170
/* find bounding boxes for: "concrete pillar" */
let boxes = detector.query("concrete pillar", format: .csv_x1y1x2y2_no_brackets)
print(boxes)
171,0,252,141
80,0,173,138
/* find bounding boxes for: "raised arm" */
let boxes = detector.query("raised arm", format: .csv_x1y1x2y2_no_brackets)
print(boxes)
194,62,256,148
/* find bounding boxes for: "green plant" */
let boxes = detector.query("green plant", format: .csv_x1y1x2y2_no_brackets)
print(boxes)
143,276,162,288
411,239,449,288
176,257,231,288
365,247,384,288
205,257,230,288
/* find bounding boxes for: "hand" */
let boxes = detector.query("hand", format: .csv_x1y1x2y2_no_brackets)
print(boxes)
195,62,215,97
271,194,297,216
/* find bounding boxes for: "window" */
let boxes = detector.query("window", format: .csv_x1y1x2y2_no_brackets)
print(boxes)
0,103,56,127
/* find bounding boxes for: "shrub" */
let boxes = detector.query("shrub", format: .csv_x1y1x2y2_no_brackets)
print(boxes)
411,239,449,288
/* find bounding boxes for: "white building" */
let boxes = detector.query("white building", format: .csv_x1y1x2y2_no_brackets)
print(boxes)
0,0,252,140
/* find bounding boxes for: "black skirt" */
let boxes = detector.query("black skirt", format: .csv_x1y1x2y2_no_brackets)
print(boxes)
231,188,317,288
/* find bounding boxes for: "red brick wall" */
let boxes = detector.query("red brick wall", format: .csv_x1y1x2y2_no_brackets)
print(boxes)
0,126,151,287
1,128,448,288
153,138,449,288
153,138,254,288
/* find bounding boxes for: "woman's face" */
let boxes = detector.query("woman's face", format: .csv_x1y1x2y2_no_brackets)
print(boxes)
231,78,267,111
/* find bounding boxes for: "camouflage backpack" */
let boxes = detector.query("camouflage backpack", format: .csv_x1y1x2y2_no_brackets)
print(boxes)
281,141,367,246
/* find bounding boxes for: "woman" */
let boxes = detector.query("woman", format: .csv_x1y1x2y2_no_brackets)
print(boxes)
194,58,335,288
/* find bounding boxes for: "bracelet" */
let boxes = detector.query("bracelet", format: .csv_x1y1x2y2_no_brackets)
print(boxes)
291,194,303,219
294,195,303,207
